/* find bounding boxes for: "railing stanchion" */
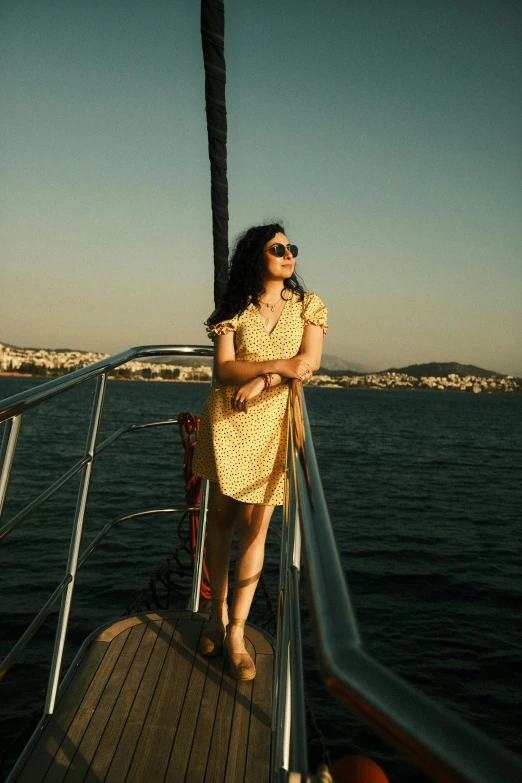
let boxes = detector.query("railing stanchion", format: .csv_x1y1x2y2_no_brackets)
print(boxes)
272,392,301,780
283,635,292,772
189,478,209,612
288,567,308,775
0,414,22,522
273,464,291,719
44,373,107,714
273,580,291,776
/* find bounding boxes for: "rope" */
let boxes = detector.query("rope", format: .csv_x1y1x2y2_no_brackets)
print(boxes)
177,411,202,510
177,413,212,604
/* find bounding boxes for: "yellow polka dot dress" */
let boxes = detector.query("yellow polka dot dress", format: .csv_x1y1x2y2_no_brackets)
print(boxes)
192,292,328,506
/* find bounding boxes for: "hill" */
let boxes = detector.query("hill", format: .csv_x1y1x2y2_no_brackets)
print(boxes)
2,342,514,381
320,354,375,373
378,362,506,379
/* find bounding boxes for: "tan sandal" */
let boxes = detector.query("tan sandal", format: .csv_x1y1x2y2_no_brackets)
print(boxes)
199,599,227,657
225,618,256,680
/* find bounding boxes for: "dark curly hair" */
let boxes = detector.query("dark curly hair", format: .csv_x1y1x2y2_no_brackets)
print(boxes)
207,222,306,328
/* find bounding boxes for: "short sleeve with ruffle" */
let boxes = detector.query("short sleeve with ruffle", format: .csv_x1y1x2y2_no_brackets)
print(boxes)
302,293,328,335
206,312,239,340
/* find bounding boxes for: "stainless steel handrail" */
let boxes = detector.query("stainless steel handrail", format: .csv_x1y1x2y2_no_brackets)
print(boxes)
46,371,108,713
0,508,197,683
271,398,308,781
95,419,180,456
285,379,522,783
0,420,180,542
0,456,91,542
287,567,307,775
0,345,213,715
3,348,521,782
77,507,199,568
0,415,22,519
189,478,209,612
0,345,211,538
0,575,73,679
0,344,212,422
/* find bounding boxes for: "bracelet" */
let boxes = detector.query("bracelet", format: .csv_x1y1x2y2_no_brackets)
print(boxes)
262,373,271,390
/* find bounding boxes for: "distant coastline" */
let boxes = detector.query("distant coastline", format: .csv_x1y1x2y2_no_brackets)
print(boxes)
0,371,211,384
1,342,520,393
1,370,520,393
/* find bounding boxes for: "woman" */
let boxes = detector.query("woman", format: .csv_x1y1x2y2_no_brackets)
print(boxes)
192,222,327,680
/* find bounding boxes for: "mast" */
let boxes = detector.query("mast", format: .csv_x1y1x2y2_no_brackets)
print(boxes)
201,0,229,308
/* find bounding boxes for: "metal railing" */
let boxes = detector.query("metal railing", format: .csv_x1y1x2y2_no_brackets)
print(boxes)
267,379,522,783
2,348,522,782
0,345,212,713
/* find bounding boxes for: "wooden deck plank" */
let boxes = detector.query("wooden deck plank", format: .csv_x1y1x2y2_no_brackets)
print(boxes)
244,654,273,783
222,636,260,783
203,658,238,783
83,621,160,783
12,612,274,783
163,623,210,783
244,627,273,656
15,642,109,783
125,618,203,783
42,629,131,783
104,616,177,783
97,615,146,642
223,673,254,783
184,653,226,781
61,622,147,781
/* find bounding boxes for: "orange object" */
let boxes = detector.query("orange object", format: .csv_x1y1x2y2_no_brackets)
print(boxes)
178,412,211,606
331,755,389,783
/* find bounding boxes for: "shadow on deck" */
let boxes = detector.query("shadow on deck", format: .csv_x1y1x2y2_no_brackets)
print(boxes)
11,610,273,783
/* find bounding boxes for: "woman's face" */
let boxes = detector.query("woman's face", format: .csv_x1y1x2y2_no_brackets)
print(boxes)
262,232,296,282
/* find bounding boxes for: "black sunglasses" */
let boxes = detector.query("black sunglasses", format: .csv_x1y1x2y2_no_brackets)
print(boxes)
266,243,298,258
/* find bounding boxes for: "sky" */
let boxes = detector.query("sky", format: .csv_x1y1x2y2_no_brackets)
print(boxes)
1,0,521,374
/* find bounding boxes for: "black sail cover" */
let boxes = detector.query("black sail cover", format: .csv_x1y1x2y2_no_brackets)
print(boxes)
201,0,229,308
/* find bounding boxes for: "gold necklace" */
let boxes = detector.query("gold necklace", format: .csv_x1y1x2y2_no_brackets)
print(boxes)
258,297,285,328
258,293,286,312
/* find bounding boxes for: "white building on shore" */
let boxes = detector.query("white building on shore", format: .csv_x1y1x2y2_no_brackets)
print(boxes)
0,343,518,391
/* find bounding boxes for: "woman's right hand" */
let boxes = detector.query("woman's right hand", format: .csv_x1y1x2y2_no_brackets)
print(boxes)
277,356,312,381
232,375,266,413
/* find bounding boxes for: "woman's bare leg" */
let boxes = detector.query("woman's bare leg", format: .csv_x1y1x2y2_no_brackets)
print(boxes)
204,482,236,633
228,502,275,656
203,486,275,656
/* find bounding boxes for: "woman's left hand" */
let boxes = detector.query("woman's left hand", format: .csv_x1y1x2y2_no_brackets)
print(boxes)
232,375,266,413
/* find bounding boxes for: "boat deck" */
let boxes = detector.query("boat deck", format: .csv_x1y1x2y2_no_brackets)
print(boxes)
11,610,273,783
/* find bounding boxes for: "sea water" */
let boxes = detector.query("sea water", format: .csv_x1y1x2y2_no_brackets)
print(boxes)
0,376,520,782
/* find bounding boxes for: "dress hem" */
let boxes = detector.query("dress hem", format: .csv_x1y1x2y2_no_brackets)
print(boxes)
193,473,284,507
